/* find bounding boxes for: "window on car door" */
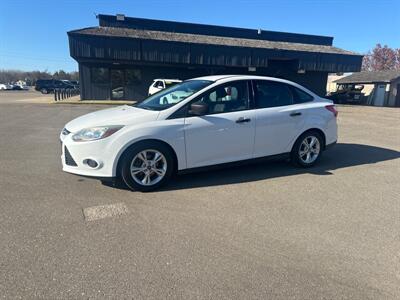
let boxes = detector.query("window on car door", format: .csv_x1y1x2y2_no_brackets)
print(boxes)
192,80,250,115
184,80,255,168
252,80,304,158
254,80,293,108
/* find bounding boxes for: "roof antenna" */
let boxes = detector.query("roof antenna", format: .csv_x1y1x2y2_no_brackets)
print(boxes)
94,12,98,19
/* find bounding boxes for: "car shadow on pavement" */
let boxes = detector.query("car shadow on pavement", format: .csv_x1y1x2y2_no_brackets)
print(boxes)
157,143,400,191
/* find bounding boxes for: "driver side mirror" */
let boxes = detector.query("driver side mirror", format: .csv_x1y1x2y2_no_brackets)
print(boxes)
189,102,208,116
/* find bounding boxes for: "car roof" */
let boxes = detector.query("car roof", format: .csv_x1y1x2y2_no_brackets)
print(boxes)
188,75,319,97
153,79,182,82
189,75,238,81
190,74,292,83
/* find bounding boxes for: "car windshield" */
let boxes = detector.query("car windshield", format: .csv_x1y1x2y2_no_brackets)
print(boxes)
136,80,212,111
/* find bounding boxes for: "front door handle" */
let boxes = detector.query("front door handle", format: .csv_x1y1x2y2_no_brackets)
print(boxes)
290,112,302,117
236,117,251,123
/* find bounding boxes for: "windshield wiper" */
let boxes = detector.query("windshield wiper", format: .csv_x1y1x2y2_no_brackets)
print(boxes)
137,105,155,111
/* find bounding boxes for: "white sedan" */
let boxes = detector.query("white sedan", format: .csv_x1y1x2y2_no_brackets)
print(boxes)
60,75,337,191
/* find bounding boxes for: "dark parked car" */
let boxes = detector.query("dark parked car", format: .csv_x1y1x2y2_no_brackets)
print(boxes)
326,84,365,104
35,79,75,94
61,80,79,89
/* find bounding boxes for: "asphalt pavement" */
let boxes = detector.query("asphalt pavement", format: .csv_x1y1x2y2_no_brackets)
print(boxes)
0,97,399,299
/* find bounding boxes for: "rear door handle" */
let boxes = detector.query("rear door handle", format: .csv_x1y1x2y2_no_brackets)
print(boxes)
236,117,251,123
290,112,302,117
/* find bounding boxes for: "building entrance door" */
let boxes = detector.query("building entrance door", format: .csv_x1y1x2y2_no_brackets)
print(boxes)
372,84,386,106
396,84,400,107
111,69,125,100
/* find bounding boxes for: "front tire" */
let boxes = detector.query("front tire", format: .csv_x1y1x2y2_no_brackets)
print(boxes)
120,141,175,192
40,88,48,94
291,131,323,168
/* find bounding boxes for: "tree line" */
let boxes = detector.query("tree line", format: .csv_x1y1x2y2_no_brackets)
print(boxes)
0,69,79,86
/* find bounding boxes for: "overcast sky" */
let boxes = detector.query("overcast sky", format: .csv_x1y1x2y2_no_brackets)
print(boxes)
1,0,399,72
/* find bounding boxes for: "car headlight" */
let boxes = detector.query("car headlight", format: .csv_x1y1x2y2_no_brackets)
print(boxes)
72,125,124,142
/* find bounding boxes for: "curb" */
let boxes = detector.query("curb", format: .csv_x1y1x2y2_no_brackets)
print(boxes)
52,100,136,105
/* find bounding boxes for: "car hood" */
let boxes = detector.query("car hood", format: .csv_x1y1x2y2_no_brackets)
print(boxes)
64,105,160,132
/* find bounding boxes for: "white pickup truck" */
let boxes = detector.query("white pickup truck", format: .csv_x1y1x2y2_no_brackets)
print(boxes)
148,79,182,95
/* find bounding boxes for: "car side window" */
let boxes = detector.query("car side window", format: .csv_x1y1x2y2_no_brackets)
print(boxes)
254,80,294,108
292,87,314,104
191,81,250,115
155,81,164,89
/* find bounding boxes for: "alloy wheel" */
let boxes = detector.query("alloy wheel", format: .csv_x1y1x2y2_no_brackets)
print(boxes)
130,149,167,186
298,135,320,164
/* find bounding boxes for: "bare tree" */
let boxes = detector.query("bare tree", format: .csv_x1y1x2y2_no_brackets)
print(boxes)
362,44,400,71
396,48,400,70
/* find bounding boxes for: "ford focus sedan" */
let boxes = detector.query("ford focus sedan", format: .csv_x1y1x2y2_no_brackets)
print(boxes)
60,75,337,192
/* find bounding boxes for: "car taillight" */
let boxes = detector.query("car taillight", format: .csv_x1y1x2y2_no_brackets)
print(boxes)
325,105,338,117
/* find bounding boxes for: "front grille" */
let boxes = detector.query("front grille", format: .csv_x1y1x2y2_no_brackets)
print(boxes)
64,146,77,166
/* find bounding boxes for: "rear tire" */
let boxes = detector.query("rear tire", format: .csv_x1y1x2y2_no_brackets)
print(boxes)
291,131,323,168
120,141,175,192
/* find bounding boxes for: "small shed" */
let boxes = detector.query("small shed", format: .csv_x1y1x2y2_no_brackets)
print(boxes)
334,70,400,107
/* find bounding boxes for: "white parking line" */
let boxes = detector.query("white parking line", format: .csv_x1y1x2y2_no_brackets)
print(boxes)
83,202,128,221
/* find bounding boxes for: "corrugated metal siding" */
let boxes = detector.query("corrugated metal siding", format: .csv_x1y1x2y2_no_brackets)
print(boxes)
190,45,251,67
298,53,363,73
69,34,362,73
69,37,91,58
71,35,141,61
141,40,190,64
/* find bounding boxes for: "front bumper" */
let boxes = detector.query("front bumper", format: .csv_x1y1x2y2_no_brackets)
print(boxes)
60,133,116,178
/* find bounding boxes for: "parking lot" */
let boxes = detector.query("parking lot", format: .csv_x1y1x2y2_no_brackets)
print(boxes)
0,93,399,299
0,89,53,104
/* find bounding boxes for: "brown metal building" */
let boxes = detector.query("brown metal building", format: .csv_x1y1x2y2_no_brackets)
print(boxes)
68,14,363,101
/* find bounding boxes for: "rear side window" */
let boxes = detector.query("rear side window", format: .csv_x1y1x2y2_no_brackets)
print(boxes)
155,81,164,88
292,87,314,104
254,81,293,108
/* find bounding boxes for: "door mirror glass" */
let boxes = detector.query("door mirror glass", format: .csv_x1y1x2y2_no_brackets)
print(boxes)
189,102,208,116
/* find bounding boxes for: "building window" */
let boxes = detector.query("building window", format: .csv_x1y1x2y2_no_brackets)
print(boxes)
126,69,141,85
111,69,125,100
91,67,109,84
